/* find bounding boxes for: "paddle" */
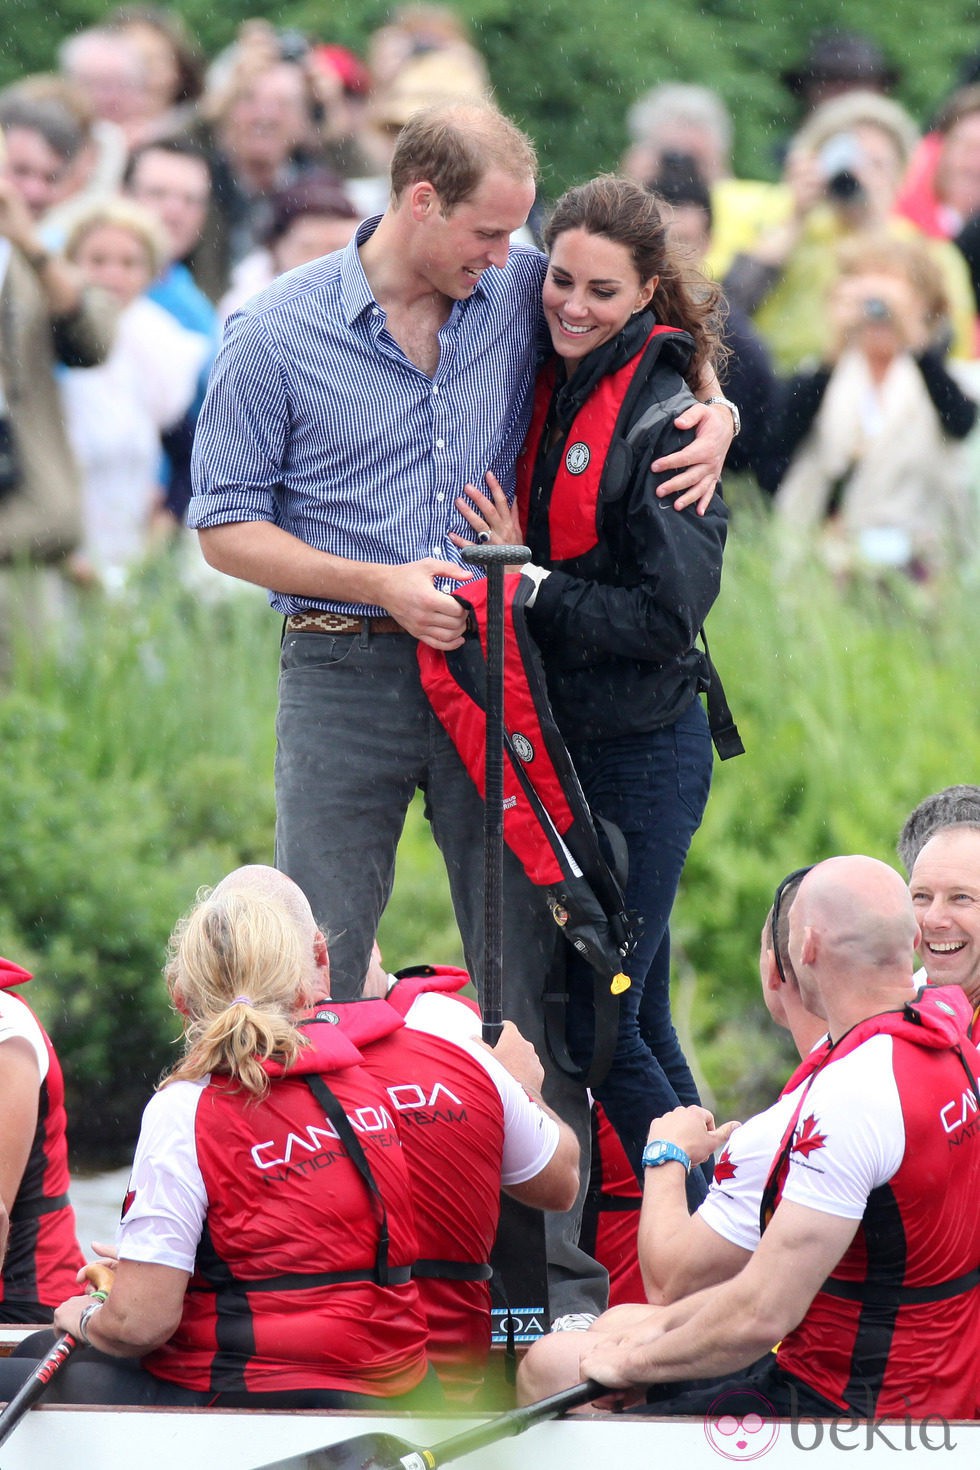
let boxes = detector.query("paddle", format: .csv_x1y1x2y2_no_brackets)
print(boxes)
0,1261,114,1449
459,541,531,1046
256,1377,603,1470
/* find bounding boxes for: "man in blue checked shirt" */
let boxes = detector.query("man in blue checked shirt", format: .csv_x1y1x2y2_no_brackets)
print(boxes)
189,100,732,1324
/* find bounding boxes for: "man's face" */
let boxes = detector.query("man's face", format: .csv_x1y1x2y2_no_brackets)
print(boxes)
412,168,535,300
127,150,211,263
2,126,71,219
222,63,310,172
910,828,980,1006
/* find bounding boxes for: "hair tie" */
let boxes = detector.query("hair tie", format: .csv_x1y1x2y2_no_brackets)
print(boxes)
230,994,252,1008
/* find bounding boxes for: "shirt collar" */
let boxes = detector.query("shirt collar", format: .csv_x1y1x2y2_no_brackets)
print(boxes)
339,214,384,327
339,213,496,328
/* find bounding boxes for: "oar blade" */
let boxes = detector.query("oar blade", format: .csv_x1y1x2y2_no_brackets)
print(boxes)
257,1429,419,1470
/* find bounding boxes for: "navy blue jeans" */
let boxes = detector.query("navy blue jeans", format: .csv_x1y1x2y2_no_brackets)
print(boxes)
564,699,714,1207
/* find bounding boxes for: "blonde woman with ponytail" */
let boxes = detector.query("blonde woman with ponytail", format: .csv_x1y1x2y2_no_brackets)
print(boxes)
33,866,432,1411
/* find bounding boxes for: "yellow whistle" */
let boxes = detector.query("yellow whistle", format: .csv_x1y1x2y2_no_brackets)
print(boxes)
610,973,631,995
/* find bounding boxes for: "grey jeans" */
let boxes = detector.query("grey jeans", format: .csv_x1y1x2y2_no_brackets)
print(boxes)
274,626,607,1319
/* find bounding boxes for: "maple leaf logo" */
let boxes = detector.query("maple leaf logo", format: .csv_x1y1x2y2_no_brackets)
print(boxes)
791,1114,827,1159
713,1147,737,1184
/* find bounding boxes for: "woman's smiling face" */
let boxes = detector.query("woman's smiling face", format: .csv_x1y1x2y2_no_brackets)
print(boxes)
541,227,657,375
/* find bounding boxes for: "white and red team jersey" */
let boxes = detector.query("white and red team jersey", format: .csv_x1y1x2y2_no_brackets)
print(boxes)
771,1026,980,1419
0,990,84,1315
697,1080,812,1253
401,989,560,1186
354,984,559,1394
119,1042,429,1399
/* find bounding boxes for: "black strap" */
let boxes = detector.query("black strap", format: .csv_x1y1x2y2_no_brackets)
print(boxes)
820,1266,980,1307
542,944,620,1090
193,1265,413,1293
699,628,744,760
9,1191,70,1222
412,1258,494,1282
305,1074,392,1287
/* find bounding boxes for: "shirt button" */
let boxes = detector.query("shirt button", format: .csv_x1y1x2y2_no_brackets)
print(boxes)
432,545,441,556
432,385,439,395
435,492,445,502
436,439,445,449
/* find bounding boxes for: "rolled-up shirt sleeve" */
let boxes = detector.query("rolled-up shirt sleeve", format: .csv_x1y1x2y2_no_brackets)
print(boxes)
188,309,289,530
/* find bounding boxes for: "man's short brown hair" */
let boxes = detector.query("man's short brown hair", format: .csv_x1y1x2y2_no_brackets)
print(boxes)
389,101,536,210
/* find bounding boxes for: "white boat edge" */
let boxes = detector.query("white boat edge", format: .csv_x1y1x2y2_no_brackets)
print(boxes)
0,1402,976,1469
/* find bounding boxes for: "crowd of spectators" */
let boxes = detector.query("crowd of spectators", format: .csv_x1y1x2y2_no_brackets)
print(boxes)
3,11,980,646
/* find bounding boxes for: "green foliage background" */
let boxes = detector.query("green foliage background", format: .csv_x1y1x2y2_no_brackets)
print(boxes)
3,515,979,1165
3,2,980,195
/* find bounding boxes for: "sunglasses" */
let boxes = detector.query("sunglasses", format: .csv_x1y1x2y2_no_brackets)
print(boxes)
771,865,814,984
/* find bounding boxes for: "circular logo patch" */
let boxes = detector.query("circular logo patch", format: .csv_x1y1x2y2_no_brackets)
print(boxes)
565,441,590,475
512,732,535,763
314,1008,340,1025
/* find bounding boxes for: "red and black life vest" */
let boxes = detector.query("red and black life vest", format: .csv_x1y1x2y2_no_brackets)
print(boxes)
515,326,681,561
418,572,634,1085
0,959,84,1319
144,1013,428,1398
761,997,980,1418
331,987,505,1394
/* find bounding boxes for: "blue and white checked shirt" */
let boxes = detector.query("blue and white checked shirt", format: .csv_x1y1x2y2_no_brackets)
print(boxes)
189,217,548,616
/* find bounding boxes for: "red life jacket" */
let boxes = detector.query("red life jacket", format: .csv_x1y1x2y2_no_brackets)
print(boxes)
144,1014,428,1398
580,1103,644,1309
331,988,504,1396
0,961,84,1317
514,326,681,560
386,963,479,1020
762,998,980,1418
418,572,634,1086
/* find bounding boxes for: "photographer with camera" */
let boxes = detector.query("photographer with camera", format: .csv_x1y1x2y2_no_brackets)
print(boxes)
723,91,976,374
769,231,977,584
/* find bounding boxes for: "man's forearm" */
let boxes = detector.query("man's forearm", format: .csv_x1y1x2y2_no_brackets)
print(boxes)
638,1164,696,1303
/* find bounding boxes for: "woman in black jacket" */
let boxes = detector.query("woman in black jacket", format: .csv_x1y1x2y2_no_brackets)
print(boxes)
455,176,735,1202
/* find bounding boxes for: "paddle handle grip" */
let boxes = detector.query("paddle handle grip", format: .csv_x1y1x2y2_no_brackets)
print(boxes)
422,1378,604,1467
0,1262,114,1448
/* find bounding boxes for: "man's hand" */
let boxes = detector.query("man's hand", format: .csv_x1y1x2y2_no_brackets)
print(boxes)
646,1105,740,1168
653,401,734,514
578,1310,667,1393
374,559,472,649
486,1019,545,1094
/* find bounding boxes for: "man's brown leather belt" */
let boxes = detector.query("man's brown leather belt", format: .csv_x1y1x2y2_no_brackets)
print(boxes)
285,612,406,635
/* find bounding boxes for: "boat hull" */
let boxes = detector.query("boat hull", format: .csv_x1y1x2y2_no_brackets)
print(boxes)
0,1403,975,1469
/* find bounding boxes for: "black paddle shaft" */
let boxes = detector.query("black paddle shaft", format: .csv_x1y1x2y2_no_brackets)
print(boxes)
460,544,531,1046
0,1262,112,1451
0,1332,80,1449
255,1378,603,1470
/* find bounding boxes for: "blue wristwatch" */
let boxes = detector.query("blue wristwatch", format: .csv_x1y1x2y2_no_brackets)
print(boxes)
642,1139,692,1173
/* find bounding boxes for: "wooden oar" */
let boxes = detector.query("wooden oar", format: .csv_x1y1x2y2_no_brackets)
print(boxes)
0,1261,114,1449
256,1377,603,1470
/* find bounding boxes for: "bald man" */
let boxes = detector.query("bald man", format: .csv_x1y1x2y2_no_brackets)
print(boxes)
520,856,980,1421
